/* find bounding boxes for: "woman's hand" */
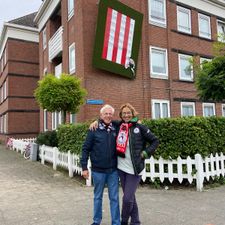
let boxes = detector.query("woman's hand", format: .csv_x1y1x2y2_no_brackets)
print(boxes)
89,120,98,131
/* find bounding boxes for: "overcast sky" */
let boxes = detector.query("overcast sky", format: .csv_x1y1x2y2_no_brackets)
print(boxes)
0,0,42,31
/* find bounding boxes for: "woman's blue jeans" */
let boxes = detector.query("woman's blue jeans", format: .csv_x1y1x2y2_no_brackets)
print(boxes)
92,170,120,225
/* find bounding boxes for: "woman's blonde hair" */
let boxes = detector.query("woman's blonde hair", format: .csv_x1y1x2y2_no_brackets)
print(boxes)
119,103,139,119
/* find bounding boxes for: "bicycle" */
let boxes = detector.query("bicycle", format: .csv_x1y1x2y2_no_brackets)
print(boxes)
23,143,31,160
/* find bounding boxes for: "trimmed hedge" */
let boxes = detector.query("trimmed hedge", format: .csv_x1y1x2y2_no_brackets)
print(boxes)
57,123,89,154
56,117,225,159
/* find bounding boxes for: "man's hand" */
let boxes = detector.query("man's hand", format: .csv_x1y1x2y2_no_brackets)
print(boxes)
82,170,89,179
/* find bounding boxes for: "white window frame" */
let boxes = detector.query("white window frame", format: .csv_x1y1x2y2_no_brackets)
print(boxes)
222,104,225,117
198,13,211,39
55,63,62,78
44,109,48,132
68,0,74,20
69,43,76,74
181,102,196,117
150,46,168,79
217,20,225,43
177,6,191,34
203,103,215,117
43,67,48,76
52,111,62,130
152,99,170,119
43,27,47,50
70,113,76,124
148,0,167,28
178,54,193,81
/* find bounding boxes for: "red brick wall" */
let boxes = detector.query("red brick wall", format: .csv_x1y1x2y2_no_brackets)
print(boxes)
38,0,224,131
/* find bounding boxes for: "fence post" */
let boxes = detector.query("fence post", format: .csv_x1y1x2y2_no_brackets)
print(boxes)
195,154,204,192
68,151,73,177
86,159,92,186
53,147,58,170
41,145,45,165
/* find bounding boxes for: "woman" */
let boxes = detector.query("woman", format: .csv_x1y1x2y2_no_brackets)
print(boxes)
116,103,159,225
90,103,159,225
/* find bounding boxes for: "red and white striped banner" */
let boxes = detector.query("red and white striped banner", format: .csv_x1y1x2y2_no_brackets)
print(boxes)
102,8,135,67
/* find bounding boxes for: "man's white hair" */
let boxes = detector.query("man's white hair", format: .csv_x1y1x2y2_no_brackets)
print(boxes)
100,104,115,114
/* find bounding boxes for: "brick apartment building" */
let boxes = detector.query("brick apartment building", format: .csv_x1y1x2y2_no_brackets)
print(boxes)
34,0,225,132
0,13,40,141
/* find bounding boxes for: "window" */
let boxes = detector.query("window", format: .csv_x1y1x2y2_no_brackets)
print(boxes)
43,67,48,76
69,43,76,74
181,102,195,116
152,99,170,119
177,6,191,34
203,103,215,117
55,63,62,78
200,57,211,68
150,46,168,79
70,113,76,124
222,104,225,117
217,20,225,42
43,27,47,50
198,14,211,39
179,54,193,81
68,0,74,20
44,109,48,131
52,111,62,130
148,0,166,27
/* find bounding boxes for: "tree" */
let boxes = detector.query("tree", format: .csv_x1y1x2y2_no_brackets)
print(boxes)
34,74,87,124
195,36,225,101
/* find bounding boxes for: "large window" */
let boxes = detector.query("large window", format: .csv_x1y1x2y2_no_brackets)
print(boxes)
179,54,193,81
68,0,74,20
148,0,166,27
177,6,191,34
203,103,215,117
198,14,211,39
181,102,195,117
69,43,76,74
152,99,170,119
150,46,168,79
217,20,225,42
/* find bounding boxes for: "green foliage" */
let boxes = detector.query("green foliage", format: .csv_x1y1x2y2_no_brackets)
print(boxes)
54,117,225,160
34,74,87,122
57,123,89,154
142,116,225,159
195,56,225,101
194,36,225,101
36,130,58,147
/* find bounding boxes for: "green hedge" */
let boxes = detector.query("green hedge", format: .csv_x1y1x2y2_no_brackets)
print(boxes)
143,116,225,159
57,123,89,154
56,117,225,159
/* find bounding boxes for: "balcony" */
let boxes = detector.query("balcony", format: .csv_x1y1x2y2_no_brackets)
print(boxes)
48,26,63,62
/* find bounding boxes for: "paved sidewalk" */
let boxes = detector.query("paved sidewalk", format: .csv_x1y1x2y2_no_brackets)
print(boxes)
0,145,225,225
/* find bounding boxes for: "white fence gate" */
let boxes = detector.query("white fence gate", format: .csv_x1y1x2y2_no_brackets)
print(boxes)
8,138,225,191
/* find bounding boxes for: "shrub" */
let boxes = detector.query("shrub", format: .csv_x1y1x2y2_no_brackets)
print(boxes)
36,130,58,147
57,123,89,154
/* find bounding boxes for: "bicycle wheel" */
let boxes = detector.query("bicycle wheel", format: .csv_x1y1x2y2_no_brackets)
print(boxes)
24,149,30,160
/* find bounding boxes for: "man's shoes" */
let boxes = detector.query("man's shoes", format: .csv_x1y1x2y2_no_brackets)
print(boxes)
91,223,100,225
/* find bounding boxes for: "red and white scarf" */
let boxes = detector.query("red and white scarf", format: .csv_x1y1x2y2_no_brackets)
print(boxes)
116,123,132,156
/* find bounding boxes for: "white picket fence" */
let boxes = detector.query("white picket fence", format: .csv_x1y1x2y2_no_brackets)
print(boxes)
9,138,36,154
8,138,225,191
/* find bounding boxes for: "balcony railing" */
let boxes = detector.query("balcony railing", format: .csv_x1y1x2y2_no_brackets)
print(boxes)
48,26,63,62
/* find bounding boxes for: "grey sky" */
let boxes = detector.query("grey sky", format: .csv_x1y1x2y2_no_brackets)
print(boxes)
0,0,42,31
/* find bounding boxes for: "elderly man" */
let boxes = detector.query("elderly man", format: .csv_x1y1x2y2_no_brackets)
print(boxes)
81,104,120,225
